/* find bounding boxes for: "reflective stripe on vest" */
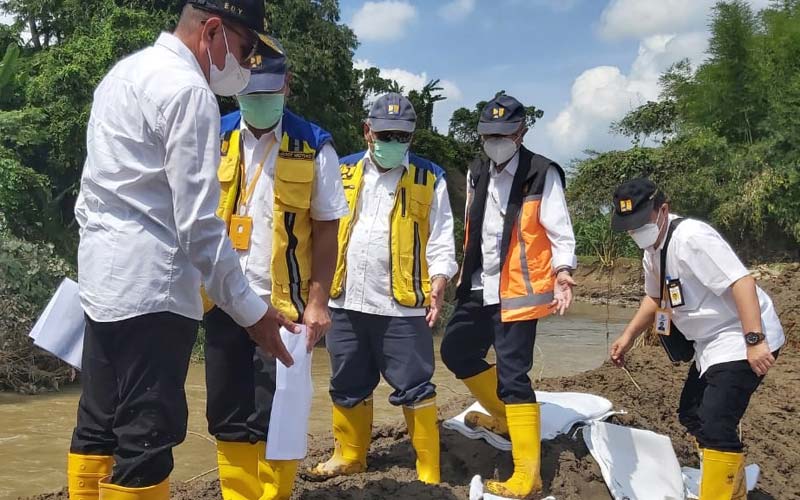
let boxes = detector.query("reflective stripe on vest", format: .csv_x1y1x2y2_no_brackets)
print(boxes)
202,128,316,322
459,149,563,322
331,157,435,308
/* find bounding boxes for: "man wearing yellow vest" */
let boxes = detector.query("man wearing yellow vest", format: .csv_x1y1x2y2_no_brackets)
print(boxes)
203,41,348,500
441,95,577,499
304,93,458,484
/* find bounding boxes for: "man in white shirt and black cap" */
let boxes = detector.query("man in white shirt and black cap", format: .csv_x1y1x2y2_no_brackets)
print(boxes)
440,94,577,499
609,178,784,500
202,39,348,500
69,2,298,499
305,93,458,485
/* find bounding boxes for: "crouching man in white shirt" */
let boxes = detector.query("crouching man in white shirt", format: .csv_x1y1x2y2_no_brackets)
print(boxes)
609,178,784,500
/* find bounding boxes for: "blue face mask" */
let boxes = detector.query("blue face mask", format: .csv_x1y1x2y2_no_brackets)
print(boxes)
238,93,285,130
371,140,409,170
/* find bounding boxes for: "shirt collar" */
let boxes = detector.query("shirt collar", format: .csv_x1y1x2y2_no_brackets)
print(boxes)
491,149,520,177
240,117,282,148
154,33,205,80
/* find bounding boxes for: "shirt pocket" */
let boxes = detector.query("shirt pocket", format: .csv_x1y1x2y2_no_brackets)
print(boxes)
274,157,314,210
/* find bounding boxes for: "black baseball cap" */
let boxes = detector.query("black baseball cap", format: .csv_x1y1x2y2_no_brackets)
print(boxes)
241,38,287,94
611,178,659,232
478,95,526,135
186,0,282,54
367,93,417,133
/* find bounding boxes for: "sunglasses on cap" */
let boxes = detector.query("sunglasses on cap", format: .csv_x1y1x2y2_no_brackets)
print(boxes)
373,130,413,143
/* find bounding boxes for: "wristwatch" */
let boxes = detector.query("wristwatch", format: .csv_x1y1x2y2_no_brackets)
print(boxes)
555,266,573,276
744,331,766,346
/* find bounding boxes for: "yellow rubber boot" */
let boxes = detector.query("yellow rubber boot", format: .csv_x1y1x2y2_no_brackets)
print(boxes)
97,476,169,499
402,398,441,484
257,447,299,500
485,403,542,499
304,397,373,481
216,441,261,500
68,453,114,500
462,366,508,437
699,449,746,500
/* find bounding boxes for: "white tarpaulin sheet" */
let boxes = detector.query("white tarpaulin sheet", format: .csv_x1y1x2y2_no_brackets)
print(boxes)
584,421,760,499
28,278,85,369
443,391,619,451
584,421,686,500
266,326,313,460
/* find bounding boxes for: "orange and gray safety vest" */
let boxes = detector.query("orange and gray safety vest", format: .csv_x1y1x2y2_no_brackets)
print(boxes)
456,146,566,322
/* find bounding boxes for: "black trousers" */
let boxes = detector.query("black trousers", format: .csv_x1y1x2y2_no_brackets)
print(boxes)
441,290,538,404
677,351,779,452
70,312,198,487
327,308,436,408
203,307,276,443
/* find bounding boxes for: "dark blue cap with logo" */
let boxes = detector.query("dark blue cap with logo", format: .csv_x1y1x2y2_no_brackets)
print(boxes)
240,38,287,94
186,0,282,53
611,178,659,231
367,92,417,133
478,94,526,135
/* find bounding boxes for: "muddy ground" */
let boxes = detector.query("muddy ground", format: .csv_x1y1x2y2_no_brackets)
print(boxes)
28,346,799,500
25,262,799,499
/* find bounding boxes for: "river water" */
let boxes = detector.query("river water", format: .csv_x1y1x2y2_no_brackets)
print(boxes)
0,302,631,499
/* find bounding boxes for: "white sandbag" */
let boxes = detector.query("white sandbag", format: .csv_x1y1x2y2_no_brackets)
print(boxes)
583,421,685,500
266,326,314,460
682,464,760,498
28,278,85,369
468,475,556,500
443,391,618,451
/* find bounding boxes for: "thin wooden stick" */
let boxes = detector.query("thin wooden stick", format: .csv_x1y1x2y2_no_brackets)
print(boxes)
186,467,218,483
187,431,216,445
622,365,642,391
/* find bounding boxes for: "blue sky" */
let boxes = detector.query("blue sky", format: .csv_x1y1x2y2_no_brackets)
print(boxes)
339,0,772,166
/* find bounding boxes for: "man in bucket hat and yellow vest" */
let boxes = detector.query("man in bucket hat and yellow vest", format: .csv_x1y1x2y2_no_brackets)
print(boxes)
441,94,577,499
304,93,458,484
202,40,348,500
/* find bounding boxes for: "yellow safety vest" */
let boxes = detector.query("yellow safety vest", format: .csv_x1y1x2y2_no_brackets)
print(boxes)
330,154,441,308
202,114,323,322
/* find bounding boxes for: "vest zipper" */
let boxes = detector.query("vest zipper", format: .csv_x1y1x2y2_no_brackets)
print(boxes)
401,187,407,217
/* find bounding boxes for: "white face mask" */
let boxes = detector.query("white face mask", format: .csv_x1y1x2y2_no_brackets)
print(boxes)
629,210,665,250
483,137,519,165
207,26,251,97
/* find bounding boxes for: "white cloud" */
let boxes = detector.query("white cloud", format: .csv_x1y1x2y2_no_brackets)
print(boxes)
599,0,773,40
354,59,463,131
440,0,477,21
350,1,417,42
544,32,708,160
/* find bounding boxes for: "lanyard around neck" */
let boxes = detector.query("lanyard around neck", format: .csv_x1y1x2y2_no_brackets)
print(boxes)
237,136,275,214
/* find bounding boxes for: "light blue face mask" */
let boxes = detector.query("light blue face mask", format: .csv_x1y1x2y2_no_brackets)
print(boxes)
238,93,285,130
371,140,409,170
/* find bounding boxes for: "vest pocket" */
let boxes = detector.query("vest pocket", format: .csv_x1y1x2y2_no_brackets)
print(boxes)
274,157,314,209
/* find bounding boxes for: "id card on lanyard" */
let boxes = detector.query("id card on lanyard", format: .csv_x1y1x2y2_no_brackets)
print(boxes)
229,138,273,250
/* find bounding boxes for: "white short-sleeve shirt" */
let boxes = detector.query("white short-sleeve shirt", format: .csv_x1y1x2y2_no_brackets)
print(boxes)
642,215,784,374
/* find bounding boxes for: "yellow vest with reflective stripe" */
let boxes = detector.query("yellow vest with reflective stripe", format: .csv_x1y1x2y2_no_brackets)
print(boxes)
330,156,436,308
202,127,316,322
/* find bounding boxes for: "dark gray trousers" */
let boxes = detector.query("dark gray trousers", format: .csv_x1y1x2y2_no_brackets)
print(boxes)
327,308,436,408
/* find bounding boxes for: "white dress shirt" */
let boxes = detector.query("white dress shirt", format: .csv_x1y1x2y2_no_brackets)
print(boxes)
74,33,266,327
469,150,577,306
237,118,349,299
329,153,458,317
643,215,785,375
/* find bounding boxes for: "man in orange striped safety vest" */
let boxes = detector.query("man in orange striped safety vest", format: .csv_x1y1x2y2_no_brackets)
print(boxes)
441,94,577,499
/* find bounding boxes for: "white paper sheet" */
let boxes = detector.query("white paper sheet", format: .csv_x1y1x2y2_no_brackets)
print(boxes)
28,278,85,369
443,391,619,451
266,325,313,460
583,421,686,500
